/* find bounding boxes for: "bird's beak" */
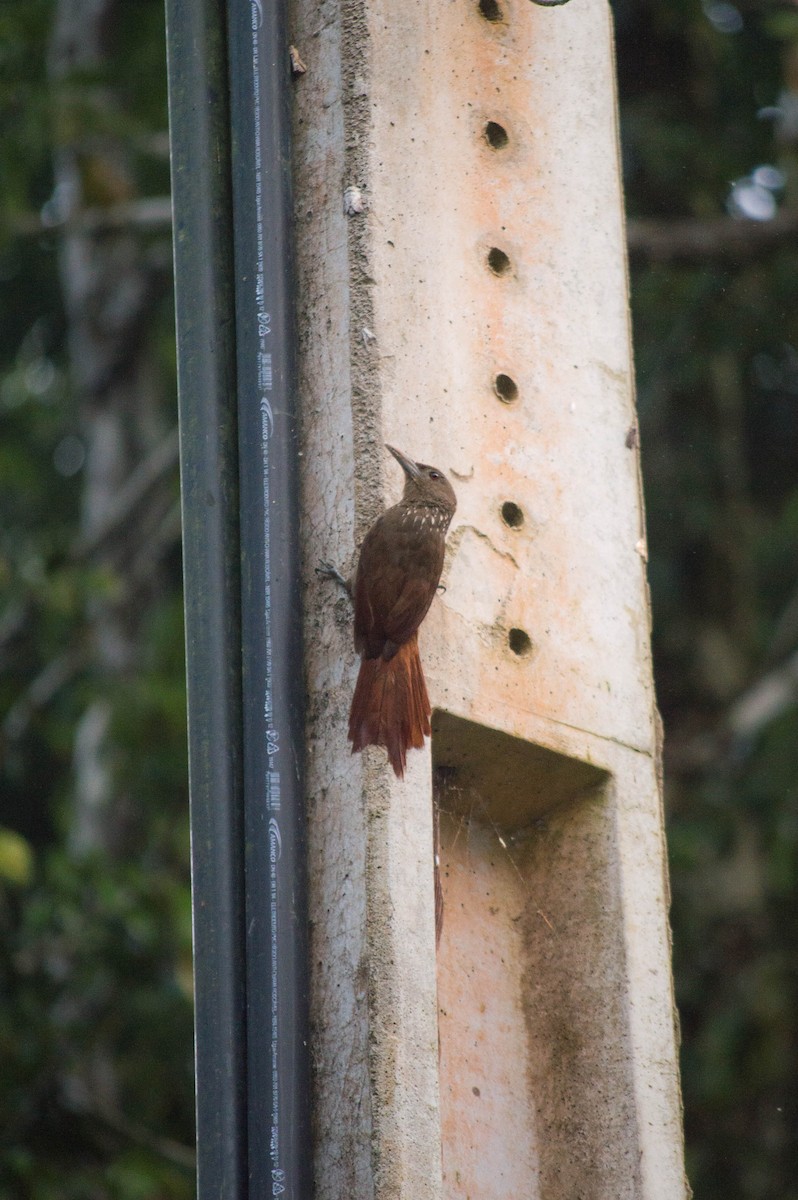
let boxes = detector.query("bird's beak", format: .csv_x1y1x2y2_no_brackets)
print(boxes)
386,444,422,480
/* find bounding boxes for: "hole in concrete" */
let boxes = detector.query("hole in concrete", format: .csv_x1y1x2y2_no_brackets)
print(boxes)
485,121,509,149
433,714,634,1199
478,0,503,20
501,501,524,529
494,373,518,403
508,628,532,656
487,247,511,276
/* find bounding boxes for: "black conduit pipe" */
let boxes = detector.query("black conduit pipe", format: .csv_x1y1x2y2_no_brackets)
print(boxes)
226,1,311,1197
165,1,310,1196
165,3,248,1195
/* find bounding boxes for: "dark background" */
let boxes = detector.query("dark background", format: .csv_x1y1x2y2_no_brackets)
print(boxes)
1,1,797,1195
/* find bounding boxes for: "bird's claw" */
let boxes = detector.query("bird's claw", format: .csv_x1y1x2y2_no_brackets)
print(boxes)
316,560,352,599
317,559,342,582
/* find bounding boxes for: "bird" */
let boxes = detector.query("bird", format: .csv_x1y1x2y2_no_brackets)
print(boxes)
320,444,457,778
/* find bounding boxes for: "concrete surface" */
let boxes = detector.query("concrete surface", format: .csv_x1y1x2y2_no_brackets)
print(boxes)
291,0,688,1196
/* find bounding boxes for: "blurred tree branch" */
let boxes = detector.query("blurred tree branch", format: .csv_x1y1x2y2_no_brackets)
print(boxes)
627,210,798,265
728,647,798,743
73,425,179,562
0,429,179,679
12,195,173,238
2,649,87,742
83,1099,196,1172
664,644,798,779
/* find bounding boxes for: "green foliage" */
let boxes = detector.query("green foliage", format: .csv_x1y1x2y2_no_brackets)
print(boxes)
0,1,193,1196
0,852,194,1200
617,0,798,1194
0,1,54,226
0,829,34,886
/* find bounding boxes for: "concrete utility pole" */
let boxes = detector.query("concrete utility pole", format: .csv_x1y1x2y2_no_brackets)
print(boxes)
292,0,688,1197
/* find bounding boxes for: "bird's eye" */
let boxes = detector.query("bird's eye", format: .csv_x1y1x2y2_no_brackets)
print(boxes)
429,471,441,480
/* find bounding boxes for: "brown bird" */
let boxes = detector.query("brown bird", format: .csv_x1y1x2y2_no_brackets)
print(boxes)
322,445,456,778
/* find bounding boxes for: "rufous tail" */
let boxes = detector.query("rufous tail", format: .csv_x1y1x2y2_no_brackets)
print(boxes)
348,632,431,778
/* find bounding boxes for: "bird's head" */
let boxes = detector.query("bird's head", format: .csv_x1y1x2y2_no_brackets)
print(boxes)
386,444,457,515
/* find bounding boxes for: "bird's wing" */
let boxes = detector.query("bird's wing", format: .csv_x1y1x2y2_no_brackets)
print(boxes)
354,507,445,656
355,557,429,654
381,575,437,646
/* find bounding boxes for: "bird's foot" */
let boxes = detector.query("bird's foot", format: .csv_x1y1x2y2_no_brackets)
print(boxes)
316,561,352,600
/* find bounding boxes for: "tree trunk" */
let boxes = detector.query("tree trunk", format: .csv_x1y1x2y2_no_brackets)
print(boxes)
49,0,174,856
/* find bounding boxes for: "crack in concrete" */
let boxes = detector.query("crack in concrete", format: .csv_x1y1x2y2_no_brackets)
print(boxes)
447,522,520,572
